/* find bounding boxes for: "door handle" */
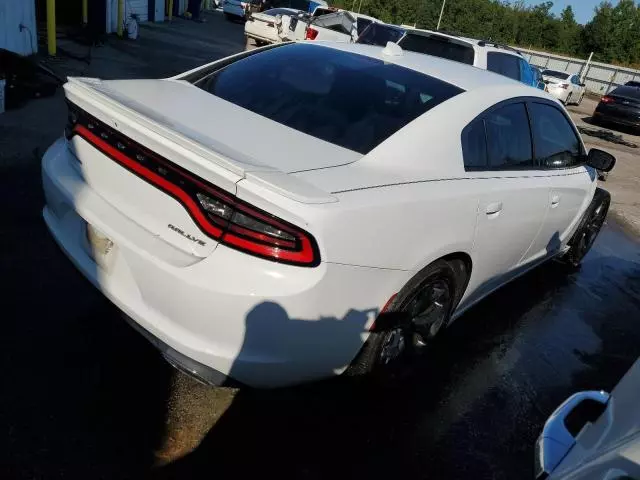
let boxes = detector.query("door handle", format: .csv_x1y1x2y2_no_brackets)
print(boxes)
551,195,561,208
485,202,503,217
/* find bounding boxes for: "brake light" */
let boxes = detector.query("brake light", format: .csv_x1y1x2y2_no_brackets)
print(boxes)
305,27,318,40
66,104,320,267
600,96,615,104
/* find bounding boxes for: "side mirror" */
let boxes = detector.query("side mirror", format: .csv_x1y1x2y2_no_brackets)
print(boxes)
586,148,616,172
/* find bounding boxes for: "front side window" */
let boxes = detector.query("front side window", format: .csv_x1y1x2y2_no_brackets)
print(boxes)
196,43,463,154
529,103,583,168
487,52,521,81
484,103,533,169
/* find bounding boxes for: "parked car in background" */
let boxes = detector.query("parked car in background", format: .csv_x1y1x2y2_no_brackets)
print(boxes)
532,66,546,90
536,359,640,479
592,85,640,133
244,7,303,47
542,69,586,105
222,0,246,20
43,42,615,388
357,24,538,87
289,8,380,43
625,80,640,87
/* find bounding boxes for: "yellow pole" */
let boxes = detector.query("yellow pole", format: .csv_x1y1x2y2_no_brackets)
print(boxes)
117,0,124,36
82,0,88,24
46,0,56,56
168,0,173,21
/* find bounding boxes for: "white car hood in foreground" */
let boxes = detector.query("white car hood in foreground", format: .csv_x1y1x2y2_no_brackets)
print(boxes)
72,77,361,174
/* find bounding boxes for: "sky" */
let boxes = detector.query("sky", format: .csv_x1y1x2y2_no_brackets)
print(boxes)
524,0,621,24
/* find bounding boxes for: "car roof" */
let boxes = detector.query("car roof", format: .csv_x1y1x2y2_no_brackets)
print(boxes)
311,41,536,92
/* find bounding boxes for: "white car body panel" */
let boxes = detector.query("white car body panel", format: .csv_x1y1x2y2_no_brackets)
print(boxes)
546,360,640,479
42,43,597,387
244,9,301,44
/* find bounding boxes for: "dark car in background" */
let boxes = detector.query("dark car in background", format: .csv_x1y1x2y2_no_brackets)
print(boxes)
592,85,640,133
625,80,640,87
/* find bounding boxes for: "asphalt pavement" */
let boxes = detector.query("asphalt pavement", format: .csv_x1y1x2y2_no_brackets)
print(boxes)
1,11,639,479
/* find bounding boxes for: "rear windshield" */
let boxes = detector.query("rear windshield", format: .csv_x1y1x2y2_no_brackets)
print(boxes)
610,86,640,99
357,23,405,46
624,81,640,88
399,33,475,65
542,70,569,80
195,43,463,154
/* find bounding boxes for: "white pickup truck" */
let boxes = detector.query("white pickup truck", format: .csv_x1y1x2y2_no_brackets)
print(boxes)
258,7,379,45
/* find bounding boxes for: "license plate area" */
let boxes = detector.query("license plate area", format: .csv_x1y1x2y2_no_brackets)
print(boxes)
85,223,116,270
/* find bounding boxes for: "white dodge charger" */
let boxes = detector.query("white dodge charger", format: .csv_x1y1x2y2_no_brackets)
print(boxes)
42,42,615,388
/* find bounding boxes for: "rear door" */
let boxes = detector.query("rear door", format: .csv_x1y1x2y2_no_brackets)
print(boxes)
461,100,549,302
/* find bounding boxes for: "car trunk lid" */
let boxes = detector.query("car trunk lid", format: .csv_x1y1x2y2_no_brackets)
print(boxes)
63,77,341,261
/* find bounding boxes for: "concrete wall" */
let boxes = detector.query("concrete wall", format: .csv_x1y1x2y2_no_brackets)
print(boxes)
519,47,640,96
0,0,38,55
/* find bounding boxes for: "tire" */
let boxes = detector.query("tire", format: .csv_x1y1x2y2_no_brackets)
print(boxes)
565,188,610,267
577,93,584,106
564,93,572,106
347,258,468,377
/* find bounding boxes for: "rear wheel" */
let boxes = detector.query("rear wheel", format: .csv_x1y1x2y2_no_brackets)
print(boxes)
565,188,610,267
348,258,467,377
577,93,584,105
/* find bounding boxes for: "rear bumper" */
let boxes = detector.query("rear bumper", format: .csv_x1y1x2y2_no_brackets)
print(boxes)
42,138,406,388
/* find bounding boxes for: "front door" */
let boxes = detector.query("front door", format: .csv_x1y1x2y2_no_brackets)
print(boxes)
459,101,549,305
524,101,594,261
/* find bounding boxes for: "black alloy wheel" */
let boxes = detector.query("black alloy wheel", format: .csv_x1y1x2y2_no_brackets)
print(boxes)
566,188,610,267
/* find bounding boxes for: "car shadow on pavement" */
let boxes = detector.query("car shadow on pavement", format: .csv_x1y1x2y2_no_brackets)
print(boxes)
581,115,640,138
149,224,640,480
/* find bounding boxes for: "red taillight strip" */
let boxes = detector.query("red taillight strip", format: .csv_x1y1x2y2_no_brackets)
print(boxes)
71,117,320,267
75,124,226,239
226,222,297,249
223,230,316,264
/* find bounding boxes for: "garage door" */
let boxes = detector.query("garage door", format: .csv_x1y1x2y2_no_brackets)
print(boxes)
128,0,148,22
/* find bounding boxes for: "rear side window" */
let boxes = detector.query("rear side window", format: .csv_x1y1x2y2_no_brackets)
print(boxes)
484,103,533,169
461,119,488,169
399,34,475,65
487,52,520,81
529,103,583,168
197,43,463,154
